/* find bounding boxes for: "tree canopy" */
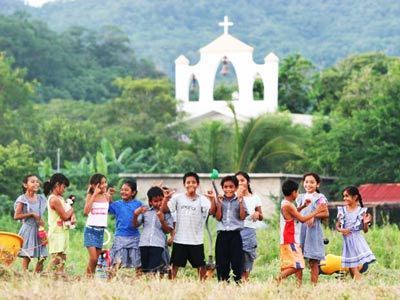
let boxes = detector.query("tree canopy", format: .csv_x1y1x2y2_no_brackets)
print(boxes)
0,13,163,102
2,0,399,76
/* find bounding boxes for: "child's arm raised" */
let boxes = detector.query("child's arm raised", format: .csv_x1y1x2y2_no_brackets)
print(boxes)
215,195,223,221
161,189,174,213
133,206,147,228
363,213,372,233
205,190,217,216
106,187,115,202
252,206,264,221
238,196,246,220
83,184,101,216
157,211,173,234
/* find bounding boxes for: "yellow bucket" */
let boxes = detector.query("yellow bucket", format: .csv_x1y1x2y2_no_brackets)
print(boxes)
319,254,349,275
0,231,23,266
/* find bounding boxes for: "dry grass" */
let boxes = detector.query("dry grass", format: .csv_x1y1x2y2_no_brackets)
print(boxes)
1,267,400,300
2,224,400,299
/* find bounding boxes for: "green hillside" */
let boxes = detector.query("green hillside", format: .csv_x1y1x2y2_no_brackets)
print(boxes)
1,0,399,76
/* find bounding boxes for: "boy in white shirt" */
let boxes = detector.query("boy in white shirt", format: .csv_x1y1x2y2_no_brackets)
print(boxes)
162,172,215,280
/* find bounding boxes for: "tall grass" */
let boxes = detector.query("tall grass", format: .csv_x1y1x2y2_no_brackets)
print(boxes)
2,214,400,299
3,215,399,278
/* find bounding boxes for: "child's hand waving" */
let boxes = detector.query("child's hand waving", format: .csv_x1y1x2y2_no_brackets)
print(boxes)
134,206,148,216
163,188,175,200
156,210,165,222
107,187,116,195
251,211,260,221
204,190,216,201
217,194,224,205
236,186,245,198
363,213,372,225
92,184,102,196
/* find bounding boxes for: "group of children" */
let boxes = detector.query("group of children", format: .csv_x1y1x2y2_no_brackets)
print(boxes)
277,173,375,285
13,171,375,284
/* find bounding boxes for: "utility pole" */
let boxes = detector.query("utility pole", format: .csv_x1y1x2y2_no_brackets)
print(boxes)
56,148,61,172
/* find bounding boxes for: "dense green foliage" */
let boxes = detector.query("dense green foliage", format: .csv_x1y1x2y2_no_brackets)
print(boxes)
0,4,399,292
0,13,162,102
279,54,317,113
0,6,399,216
2,0,399,76
290,53,400,185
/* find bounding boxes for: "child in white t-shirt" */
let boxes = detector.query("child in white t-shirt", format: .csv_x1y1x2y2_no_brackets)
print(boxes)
162,172,216,280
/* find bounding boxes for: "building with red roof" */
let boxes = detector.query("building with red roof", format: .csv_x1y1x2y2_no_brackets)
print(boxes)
359,183,400,204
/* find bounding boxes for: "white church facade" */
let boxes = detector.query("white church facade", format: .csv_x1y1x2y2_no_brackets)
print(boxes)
175,16,278,120
175,16,312,126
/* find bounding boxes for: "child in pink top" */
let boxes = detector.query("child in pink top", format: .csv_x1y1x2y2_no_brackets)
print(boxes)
83,173,114,277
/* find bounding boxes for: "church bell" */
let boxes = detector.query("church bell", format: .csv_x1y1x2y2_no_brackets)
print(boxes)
220,56,229,76
190,75,197,91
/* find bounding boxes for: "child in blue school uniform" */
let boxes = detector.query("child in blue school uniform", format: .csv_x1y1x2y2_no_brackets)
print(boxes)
133,186,173,274
108,180,142,270
295,172,329,284
336,186,375,280
213,175,247,283
14,174,48,272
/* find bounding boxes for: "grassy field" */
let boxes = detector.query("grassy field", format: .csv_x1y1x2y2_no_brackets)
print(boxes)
1,272,400,300
1,215,400,299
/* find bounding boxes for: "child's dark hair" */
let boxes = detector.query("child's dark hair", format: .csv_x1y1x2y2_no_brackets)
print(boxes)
343,186,364,207
21,174,39,193
282,179,299,196
220,175,239,188
303,172,321,193
147,186,164,204
183,172,200,184
43,173,70,196
123,180,137,198
88,173,106,194
235,171,252,194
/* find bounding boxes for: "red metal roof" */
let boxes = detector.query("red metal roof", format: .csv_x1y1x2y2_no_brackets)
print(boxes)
358,183,400,203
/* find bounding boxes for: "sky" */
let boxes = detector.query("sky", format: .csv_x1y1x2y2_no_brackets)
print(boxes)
25,0,55,7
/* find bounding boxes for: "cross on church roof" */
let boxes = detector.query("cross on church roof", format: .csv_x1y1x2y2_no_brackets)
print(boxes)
218,16,234,35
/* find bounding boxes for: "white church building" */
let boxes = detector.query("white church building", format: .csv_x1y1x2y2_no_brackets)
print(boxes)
175,16,312,126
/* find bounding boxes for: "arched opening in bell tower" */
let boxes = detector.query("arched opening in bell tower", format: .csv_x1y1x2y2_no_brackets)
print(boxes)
213,56,239,101
188,74,199,101
252,73,264,101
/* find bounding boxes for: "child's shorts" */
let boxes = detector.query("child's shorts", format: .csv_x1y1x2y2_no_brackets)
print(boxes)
139,246,165,273
84,226,105,249
170,243,205,268
280,243,305,270
110,236,141,268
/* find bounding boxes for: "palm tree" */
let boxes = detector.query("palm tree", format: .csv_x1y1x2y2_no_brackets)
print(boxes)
174,120,233,172
229,103,305,172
